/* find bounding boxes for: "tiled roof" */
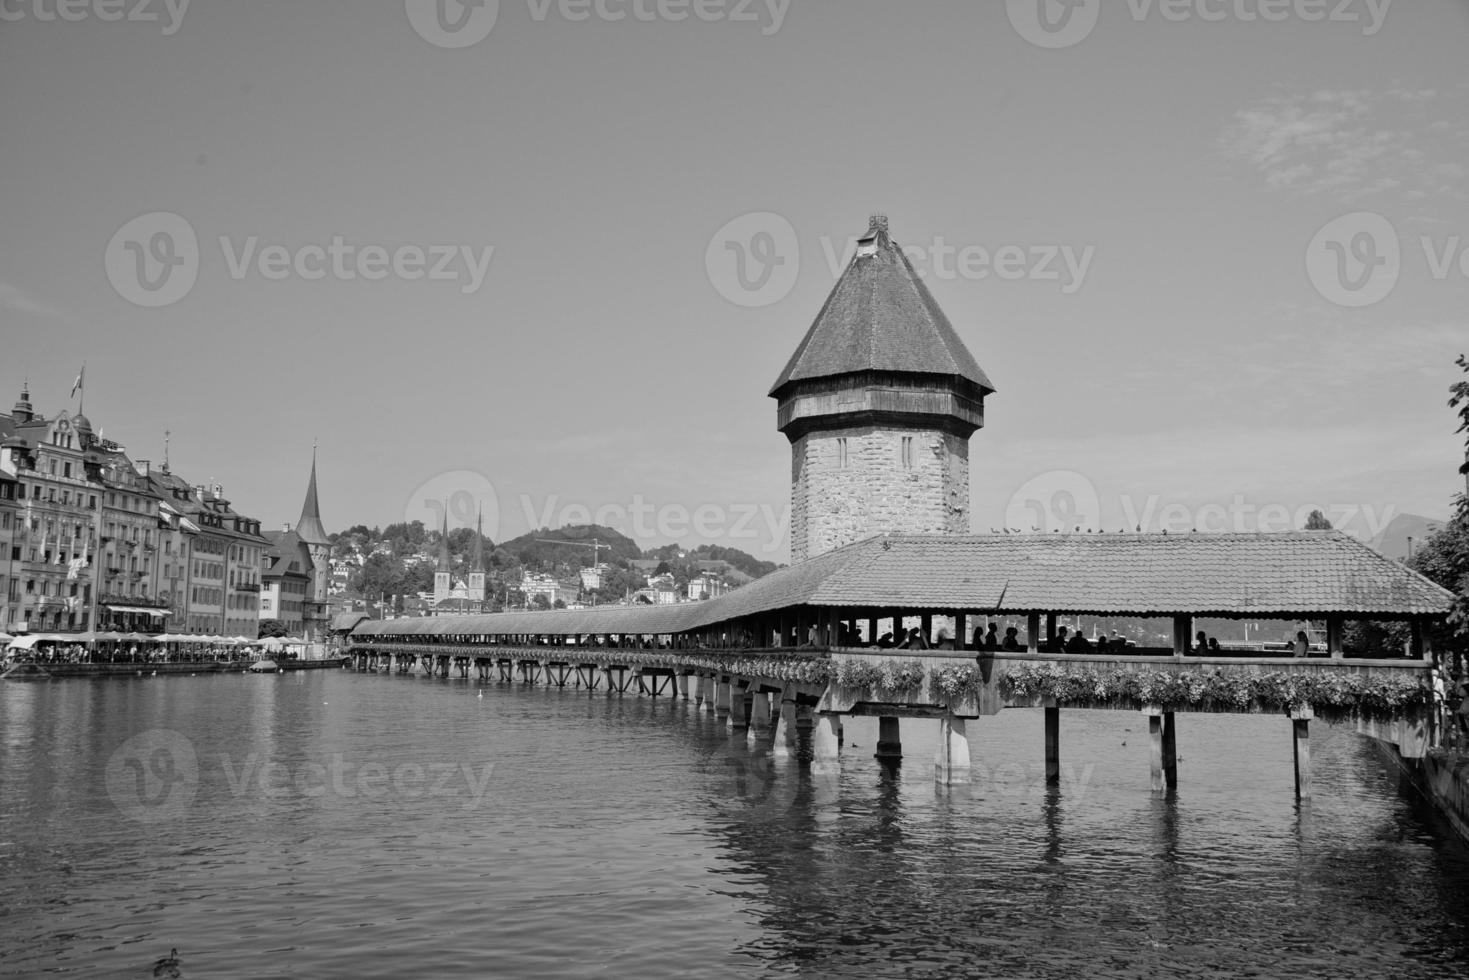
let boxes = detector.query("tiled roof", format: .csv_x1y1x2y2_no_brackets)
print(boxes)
351,531,1452,639
769,216,994,397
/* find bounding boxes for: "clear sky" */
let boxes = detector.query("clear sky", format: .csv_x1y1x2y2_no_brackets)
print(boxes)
3,0,1467,562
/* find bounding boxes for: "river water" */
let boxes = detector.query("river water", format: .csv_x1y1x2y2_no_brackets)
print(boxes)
2,670,1469,978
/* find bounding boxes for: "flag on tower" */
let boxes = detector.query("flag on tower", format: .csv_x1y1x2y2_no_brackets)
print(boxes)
71,364,85,398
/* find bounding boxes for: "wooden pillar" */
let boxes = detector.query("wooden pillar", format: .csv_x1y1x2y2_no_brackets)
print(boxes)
1410,618,1427,661
921,613,932,645
1173,616,1191,657
1292,706,1312,800
954,612,966,649
876,716,901,761
1162,711,1178,789
892,611,904,644
714,676,731,715
867,615,879,645
1028,613,1041,654
1044,698,1060,785
1146,707,1165,793
1045,613,1057,650
1327,616,1344,660
934,714,971,785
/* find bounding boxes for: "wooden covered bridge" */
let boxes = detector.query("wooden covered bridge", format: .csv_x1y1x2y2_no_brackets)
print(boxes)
346,530,1454,797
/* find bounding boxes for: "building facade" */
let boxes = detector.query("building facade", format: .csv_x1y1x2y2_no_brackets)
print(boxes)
770,216,995,562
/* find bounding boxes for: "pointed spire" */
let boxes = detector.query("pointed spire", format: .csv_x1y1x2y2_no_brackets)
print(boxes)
471,502,486,573
295,447,330,546
436,500,452,573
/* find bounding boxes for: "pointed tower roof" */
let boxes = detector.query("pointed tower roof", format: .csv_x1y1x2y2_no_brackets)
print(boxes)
471,505,486,573
295,450,331,547
436,502,452,573
769,215,995,398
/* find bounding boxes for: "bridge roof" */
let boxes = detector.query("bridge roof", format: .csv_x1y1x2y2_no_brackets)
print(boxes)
350,531,1453,639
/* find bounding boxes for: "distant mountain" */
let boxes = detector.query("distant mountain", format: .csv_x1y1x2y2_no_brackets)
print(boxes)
1369,513,1446,560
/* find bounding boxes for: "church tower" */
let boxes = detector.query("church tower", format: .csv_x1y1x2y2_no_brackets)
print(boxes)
466,504,487,605
432,505,452,606
771,215,995,563
294,449,333,639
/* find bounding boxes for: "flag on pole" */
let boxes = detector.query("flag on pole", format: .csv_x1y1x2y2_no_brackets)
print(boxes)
71,364,85,398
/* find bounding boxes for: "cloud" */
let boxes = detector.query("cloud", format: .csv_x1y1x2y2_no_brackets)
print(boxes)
1220,88,1469,204
0,282,68,321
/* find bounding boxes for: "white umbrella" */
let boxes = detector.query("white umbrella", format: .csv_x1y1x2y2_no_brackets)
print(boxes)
258,637,286,652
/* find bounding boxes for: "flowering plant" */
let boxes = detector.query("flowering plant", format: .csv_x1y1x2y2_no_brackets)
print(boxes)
834,658,927,696
999,663,1430,719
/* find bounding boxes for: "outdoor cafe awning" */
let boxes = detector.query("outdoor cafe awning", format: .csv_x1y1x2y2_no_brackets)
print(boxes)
104,604,168,617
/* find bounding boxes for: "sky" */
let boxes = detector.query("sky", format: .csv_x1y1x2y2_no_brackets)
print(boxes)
2,0,1467,563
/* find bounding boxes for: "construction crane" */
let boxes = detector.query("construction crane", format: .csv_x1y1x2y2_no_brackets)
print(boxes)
533,538,612,605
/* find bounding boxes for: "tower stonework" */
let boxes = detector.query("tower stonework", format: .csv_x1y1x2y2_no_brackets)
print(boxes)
772,216,994,563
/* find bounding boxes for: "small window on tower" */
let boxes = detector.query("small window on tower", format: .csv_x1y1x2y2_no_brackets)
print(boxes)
901,436,914,469
836,438,848,469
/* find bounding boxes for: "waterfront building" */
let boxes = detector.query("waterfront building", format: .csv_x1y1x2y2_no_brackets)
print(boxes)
770,215,995,562
179,483,266,636
92,449,170,632
260,526,311,636
146,464,204,632
0,388,100,633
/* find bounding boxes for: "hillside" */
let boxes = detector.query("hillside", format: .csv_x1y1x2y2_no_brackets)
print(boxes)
1369,513,1446,560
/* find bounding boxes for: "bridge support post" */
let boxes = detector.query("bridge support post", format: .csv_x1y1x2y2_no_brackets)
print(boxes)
1044,698,1060,785
773,691,798,759
676,672,690,700
934,714,971,785
876,716,902,762
749,689,771,731
1145,707,1165,793
1292,706,1313,801
728,681,751,731
1162,711,1178,790
714,676,732,716
812,712,841,771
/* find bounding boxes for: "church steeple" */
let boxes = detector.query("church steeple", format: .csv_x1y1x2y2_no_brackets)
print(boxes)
436,503,451,574
295,447,330,547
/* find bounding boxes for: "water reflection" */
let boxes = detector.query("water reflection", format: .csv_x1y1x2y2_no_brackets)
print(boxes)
4,676,1469,978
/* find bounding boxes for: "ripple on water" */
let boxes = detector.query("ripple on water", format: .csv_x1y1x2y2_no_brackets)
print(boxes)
2,674,1469,978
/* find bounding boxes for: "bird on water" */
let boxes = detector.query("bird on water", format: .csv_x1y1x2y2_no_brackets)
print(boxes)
152,948,180,977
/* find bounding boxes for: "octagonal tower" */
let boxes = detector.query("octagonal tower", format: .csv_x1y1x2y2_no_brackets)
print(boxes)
770,215,995,563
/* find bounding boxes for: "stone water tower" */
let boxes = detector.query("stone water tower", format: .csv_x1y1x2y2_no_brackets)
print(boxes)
770,215,995,562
